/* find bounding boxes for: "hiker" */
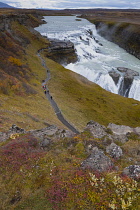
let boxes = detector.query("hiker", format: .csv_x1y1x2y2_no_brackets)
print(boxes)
42,84,46,94
42,85,46,89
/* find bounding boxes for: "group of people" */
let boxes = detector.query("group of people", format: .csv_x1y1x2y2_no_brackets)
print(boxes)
42,80,52,99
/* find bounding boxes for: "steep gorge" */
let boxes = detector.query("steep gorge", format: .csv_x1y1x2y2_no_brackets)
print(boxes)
91,20,140,60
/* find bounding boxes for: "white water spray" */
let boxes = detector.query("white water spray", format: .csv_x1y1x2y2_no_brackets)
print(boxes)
36,16,140,101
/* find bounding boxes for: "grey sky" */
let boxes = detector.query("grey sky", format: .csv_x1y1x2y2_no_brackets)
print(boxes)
2,0,140,9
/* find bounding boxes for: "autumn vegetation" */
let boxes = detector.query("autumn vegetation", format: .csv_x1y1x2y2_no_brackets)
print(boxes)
0,8,140,209
0,131,140,209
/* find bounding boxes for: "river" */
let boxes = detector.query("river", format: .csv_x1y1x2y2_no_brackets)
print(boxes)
35,16,140,101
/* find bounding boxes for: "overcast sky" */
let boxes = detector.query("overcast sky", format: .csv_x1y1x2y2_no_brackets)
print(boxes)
2,0,140,9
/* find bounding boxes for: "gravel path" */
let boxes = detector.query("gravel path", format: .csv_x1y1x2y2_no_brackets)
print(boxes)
37,49,79,134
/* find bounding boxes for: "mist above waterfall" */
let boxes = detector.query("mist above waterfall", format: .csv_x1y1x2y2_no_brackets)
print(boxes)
35,16,140,101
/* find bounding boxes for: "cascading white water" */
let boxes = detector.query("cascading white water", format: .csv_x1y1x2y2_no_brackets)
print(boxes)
129,79,140,100
35,16,140,101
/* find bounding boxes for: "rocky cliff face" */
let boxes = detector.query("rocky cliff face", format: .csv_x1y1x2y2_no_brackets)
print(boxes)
0,12,45,95
94,21,140,60
0,12,45,30
109,67,139,97
43,39,78,65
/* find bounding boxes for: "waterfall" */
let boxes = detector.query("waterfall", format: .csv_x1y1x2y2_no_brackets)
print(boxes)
35,15,140,101
129,79,140,101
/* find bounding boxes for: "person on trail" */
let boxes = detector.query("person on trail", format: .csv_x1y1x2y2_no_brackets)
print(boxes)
42,84,46,94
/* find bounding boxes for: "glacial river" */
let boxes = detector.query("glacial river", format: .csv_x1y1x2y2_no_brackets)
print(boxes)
35,16,140,101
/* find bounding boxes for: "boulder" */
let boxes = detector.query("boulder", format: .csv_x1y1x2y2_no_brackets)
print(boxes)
110,134,128,144
134,127,140,135
123,165,140,180
85,121,140,144
0,132,10,142
40,138,51,149
86,29,93,37
109,70,120,85
106,143,123,159
107,123,133,135
29,125,75,140
48,39,75,51
81,147,115,172
117,67,139,77
85,120,107,138
108,123,140,137
0,124,25,142
9,124,25,133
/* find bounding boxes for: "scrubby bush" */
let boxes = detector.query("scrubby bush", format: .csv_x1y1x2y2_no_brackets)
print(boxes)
0,133,139,210
8,56,22,67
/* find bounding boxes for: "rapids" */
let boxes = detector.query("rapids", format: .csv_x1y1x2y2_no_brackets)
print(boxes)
35,16,140,101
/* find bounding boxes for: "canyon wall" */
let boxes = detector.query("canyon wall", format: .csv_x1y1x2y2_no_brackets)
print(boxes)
94,21,140,60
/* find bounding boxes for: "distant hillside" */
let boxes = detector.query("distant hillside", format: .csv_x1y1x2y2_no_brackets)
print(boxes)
0,2,13,8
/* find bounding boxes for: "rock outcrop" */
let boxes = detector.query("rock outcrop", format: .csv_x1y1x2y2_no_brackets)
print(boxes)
85,120,129,143
109,70,120,85
45,39,78,65
109,67,139,97
0,124,75,143
0,124,25,142
9,124,25,133
117,67,139,77
1,121,140,179
107,123,140,135
29,125,75,140
106,143,123,159
85,120,140,147
83,120,140,177
123,165,140,180
81,147,115,172
0,13,45,32
86,120,107,138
